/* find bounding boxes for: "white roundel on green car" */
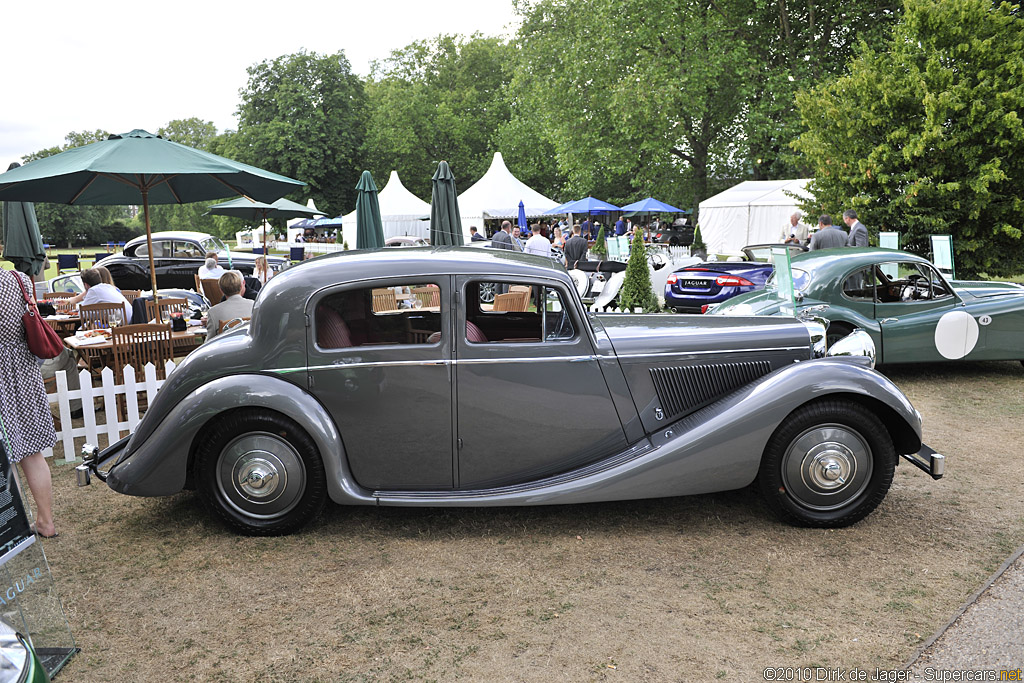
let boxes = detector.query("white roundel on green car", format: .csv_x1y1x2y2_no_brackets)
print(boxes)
934,310,980,359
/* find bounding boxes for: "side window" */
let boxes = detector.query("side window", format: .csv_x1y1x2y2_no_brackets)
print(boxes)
923,264,953,299
136,241,168,258
315,282,442,349
466,281,576,343
174,241,202,258
842,267,882,301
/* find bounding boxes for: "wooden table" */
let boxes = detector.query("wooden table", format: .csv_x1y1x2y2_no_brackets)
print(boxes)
64,328,207,371
45,314,81,336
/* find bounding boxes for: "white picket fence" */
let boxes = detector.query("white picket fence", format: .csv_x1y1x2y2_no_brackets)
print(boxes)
44,361,176,462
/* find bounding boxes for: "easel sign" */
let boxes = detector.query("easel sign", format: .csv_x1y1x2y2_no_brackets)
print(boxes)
770,246,796,316
878,232,900,281
930,235,955,280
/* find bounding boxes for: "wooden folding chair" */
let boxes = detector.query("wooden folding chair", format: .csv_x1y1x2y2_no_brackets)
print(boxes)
218,316,250,334
371,288,398,312
79,302,127,329
412,285,440,308
121,290,142,305
493,291,530,312
111,323,174,420
43,292,75,300
145,297,190,323
201,278,224,305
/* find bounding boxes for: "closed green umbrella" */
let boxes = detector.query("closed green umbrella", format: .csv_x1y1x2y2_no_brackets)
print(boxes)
1,162,47,276
429,161,464,246
206,196,321,254
354,171,384,250
0,129,304,298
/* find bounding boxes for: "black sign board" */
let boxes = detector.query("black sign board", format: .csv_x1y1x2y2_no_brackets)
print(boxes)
0,440,35,566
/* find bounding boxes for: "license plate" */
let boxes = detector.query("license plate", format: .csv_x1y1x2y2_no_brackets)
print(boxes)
678,278,712,289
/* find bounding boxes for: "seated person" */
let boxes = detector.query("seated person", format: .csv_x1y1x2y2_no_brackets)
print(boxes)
198,252,227,280
80,267,132,321
206,271,254,341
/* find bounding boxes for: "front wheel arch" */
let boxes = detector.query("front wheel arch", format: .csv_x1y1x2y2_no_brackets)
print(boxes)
758,398,897,528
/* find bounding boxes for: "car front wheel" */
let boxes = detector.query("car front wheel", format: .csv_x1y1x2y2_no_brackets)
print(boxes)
195,410,327,536
758,400,896,528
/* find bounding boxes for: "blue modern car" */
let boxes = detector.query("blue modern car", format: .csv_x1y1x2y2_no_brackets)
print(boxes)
665,244,807,313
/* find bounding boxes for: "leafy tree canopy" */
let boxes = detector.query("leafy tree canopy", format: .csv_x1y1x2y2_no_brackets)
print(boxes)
232,50,366,217
361,34,513,199
794,0,1024,277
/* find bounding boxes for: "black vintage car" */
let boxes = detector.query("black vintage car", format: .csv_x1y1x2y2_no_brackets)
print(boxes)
96,230,287,291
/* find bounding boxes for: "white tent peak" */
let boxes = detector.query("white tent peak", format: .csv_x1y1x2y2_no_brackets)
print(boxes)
457,152,558,237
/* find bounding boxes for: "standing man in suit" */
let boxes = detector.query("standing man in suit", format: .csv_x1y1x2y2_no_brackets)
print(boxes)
808,215,849,251
563,224,589,269
491,221,515,251
206,271,254,341
843,210,869,247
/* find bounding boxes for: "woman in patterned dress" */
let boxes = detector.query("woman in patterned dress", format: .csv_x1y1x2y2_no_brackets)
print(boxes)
0,268,57,537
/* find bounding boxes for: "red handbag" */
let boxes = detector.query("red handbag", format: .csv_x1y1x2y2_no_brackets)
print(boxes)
8,270,64,359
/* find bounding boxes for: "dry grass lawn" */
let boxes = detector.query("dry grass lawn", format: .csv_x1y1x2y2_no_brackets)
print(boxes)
38,360,1024,682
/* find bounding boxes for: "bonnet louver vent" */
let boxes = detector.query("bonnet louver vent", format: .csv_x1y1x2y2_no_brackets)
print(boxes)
651,360,772,420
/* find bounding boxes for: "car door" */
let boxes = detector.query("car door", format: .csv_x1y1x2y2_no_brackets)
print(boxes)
160,240,206,289
876,262,961,363
306,278,453,490
133,238,175,288
454,275,627,489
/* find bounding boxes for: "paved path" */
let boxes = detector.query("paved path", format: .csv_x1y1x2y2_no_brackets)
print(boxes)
908,546,1024,671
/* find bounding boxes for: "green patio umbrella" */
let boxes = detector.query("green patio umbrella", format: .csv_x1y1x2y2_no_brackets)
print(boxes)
1,162,47,276
206,196,321,255
354,171,384,250
0,129,305,298
429,161,464,246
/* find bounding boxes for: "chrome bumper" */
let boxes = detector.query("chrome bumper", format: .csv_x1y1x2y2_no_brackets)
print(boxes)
900,444,944,480
75,436,131,486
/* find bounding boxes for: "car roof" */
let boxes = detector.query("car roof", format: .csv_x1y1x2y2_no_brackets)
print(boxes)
125,231,214,246
790,246,924,277
272,246,569,288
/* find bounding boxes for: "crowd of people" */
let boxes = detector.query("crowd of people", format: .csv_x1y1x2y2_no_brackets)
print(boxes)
781,209,870,251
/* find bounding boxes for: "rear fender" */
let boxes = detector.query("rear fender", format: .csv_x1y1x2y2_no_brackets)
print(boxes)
106,374,375,504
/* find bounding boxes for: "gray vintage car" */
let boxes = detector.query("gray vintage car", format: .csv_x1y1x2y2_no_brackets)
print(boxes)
78,248,943,535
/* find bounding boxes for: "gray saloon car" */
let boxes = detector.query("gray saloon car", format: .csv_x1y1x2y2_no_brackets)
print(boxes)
78,247,943,535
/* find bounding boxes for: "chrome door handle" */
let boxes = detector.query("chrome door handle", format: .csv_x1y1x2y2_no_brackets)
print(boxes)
880,317,898,323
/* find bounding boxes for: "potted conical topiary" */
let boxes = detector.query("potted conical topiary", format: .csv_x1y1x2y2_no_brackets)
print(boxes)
691,225,707,260
618,230,659,312
591,225,607,259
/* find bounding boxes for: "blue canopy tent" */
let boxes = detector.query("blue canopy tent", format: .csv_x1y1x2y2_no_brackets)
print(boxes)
618,197,687,214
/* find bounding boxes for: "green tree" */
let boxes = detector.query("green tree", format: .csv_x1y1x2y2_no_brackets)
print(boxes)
361,35,512,199
233,50,366,216
22,130,133,247
591,225,607,258
794,0,1024,277
618,231,658,312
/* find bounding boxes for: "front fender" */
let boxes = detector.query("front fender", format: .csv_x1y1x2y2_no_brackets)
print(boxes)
106,374,375,505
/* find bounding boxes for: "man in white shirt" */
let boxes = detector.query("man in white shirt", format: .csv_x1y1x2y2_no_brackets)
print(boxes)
198,252,227,280
206,271,254,340
523,225,552,257
780,211,810,245
80,268,132,320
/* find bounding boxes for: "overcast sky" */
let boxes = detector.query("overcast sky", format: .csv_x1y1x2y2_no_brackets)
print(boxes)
1,0,520,163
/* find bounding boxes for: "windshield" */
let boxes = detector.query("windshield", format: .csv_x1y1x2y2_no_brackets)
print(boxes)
200,236,230,254
765,268,811,293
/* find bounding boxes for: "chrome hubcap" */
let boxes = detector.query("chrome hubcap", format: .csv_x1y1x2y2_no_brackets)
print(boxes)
217,432,305,520
782,424,872,510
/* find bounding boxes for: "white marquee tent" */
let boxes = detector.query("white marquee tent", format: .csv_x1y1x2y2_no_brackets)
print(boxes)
698,179,813,255
340,170,431,248
458,152,558,240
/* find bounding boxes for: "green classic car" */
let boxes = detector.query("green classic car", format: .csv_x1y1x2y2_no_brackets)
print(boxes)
710,247,1024,366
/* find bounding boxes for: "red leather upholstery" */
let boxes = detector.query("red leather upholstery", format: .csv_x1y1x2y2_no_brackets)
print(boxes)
316,305,353,348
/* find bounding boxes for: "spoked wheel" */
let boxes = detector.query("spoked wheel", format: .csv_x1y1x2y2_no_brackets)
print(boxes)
195,410,327,536
758,400,896,528
479,282,497,304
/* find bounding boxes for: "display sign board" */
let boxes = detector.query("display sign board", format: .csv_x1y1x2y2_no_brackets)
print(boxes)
771,246,796,316
0,444,34,567
931,234,955,280
0,440,78,677
879,232,900,280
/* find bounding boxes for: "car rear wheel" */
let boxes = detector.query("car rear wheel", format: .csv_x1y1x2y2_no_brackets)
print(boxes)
758,400,896,528
195,410,327,536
